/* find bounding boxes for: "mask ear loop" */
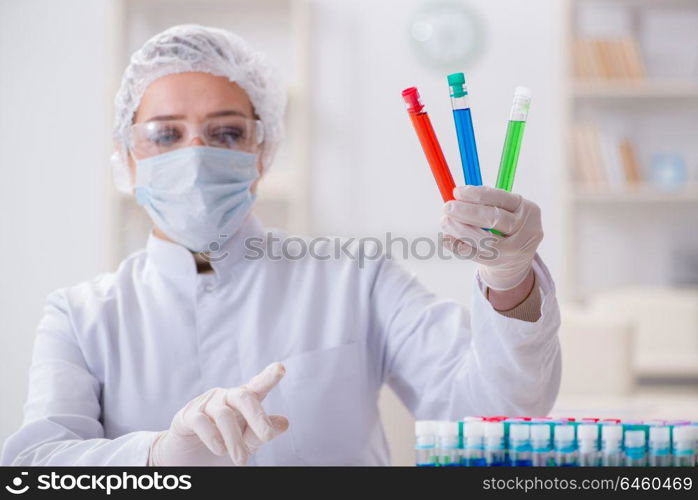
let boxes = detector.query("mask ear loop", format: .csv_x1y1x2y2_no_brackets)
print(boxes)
253,119,266,175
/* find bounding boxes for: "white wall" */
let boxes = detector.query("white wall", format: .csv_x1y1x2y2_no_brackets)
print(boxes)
0,0,114,444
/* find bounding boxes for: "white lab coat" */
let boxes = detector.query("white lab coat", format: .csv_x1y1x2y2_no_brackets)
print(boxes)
2,215,561,466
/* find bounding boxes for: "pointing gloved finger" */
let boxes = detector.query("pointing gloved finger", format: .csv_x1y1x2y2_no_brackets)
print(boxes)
245,362,286,400
444,201,518,234
225,387,276,443
453,185,522,213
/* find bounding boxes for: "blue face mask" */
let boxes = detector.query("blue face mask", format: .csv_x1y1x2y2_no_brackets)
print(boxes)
134,146,259,252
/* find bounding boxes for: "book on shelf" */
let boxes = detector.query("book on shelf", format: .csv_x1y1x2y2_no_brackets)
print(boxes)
618,139,642,185
572,123,642,189
572,36,646,80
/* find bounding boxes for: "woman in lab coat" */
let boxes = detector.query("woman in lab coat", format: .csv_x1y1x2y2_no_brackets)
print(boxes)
1,25,560,466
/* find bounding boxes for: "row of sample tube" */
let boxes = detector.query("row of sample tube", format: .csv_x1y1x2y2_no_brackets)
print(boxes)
415,416,698,467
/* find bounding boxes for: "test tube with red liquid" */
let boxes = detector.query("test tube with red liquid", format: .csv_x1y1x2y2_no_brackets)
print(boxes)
402,87,455,202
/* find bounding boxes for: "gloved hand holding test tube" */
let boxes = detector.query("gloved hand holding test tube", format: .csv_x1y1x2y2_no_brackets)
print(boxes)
402,81,540,293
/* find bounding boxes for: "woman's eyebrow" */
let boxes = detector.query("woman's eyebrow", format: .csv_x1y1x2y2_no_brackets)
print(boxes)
145,114,186,122
144,110,250,122
206,109,249,119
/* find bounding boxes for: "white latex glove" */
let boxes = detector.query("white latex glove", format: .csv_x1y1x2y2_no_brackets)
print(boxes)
441,185,543,291
149,363,289,466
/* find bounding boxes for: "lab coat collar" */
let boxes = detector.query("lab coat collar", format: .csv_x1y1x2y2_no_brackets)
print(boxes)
145,214,265,281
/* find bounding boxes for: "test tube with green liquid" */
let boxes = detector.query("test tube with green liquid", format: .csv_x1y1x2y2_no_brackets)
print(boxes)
495,87,531,192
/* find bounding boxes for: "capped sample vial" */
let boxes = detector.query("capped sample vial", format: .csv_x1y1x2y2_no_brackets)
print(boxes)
624,430,648,466
463,421,486,466
672,426,696,467
437,421,460,466
484,421,506,466
415,421,438,466
577,424,600,466
530,422,553,466
601,424,623,466
648,425,672,467
509,423,533,466
554,424,578,466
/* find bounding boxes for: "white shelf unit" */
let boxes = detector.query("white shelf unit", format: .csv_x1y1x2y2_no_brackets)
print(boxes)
106,0,312,266
563,0,698,301
573,80,698,100
572,185,698,204
562,0,698,380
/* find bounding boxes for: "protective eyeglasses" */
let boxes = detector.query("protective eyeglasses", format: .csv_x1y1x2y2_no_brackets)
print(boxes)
127,116,264,159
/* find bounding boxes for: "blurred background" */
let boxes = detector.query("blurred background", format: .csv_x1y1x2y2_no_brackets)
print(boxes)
1,0,697,465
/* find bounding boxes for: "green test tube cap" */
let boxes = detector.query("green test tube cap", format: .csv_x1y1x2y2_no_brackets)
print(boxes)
447,72,468,98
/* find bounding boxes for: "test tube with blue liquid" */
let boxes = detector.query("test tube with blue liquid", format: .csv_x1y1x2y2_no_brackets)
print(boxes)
624,430,648,466
601,424,623,466
577,424,600,466
622,421,649,464
672,426,696,466
463,420,486,466
447,72,482,186
484,421,506,466
509,423,533,466
437,421,460,466
553,423,578,466
648,425,672,466
530,421,553,466
415,421,438,466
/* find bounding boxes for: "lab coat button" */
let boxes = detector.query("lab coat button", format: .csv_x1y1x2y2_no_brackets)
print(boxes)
203,284,215,293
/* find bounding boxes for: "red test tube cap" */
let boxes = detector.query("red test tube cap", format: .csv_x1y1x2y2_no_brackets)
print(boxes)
402,86,424,113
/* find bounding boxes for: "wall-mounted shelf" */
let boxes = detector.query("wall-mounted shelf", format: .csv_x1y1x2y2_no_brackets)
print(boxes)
563,0,698,380
574,80,698,100
572,185,698,204
574,0,698,8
